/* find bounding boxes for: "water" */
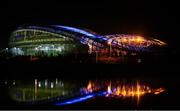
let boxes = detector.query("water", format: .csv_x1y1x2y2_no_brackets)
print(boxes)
0,55,180,109
0,76,179,109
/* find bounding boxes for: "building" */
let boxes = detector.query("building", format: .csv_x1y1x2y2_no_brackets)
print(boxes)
8,25,167,57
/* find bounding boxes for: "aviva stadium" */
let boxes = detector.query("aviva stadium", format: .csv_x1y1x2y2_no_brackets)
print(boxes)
7,25,167,57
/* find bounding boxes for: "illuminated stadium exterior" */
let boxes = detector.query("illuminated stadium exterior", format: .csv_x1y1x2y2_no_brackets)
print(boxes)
8,25,167,57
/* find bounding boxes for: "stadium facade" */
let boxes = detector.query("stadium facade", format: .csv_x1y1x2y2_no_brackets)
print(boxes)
7,25,167,57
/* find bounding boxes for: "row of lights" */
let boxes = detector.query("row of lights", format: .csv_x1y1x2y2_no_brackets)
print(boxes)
34,78,64,89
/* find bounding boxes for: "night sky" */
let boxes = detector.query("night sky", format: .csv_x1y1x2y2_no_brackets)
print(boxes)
1,1,179,50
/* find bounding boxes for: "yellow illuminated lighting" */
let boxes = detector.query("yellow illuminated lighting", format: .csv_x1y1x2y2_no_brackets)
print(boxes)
85,81,165,102
107,83,112,94
106,83,165,98
87,80,93,92
136,37,144,42
154,88,165,95
108,41,111,45
137,82,140,103
122,85,126,96
122,38,128,42
116,86,120,95
153,39,167,46
131,38,135,42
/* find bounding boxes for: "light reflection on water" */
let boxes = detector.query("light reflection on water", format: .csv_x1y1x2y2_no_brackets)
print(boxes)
2,78,166,106
8,79,81,103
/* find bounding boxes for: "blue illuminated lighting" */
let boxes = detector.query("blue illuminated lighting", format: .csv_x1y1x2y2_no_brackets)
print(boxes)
55,91,108,106
96,36,108,41
54,25,96,37
96,91,108,96
55,94,95,106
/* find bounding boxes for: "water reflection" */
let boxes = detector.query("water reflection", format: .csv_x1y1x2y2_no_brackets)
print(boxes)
9,79,79,103
5,78,166,106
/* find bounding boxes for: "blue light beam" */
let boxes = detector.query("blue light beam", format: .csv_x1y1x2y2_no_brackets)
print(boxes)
54,94,95,106
54,25,96,37
54,91,108,106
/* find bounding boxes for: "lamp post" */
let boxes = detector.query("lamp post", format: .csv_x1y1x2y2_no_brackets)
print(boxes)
108,42,112,57
34,79,37,100
95,51,98,63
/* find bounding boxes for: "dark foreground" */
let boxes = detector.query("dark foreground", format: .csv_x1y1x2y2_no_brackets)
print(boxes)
0,52,180,109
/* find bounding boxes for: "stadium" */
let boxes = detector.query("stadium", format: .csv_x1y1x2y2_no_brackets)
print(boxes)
7,25,167,58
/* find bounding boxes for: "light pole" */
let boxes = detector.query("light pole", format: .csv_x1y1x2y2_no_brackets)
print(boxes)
34,79,37,100
95,50,98,63
108,42,112,57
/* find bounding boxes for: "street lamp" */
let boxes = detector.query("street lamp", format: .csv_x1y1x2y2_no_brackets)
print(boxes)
108,41,112,57
95,51,98,63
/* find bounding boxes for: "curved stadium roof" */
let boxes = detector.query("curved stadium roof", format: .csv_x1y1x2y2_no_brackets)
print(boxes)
9,25,167,54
